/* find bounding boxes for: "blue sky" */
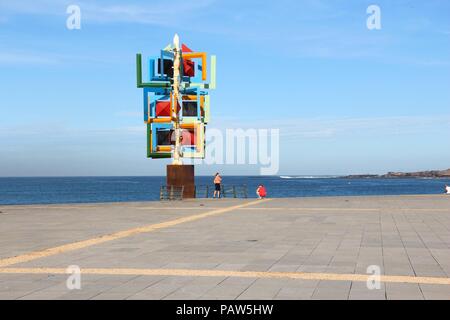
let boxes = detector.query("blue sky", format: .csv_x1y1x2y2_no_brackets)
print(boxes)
0,0,449,176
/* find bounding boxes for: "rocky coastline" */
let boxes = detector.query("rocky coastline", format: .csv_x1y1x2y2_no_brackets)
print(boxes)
344,169,450,179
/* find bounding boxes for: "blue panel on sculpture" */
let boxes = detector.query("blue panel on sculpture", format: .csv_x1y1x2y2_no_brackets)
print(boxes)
148,58,155,81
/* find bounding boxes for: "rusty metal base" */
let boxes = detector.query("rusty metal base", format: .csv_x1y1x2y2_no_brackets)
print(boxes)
166,165,195,198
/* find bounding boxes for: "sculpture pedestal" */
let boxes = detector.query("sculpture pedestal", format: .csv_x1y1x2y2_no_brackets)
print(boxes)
166,165,195,198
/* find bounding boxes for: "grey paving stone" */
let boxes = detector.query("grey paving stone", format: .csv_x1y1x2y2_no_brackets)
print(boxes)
385,283,424,300
1,196,449,300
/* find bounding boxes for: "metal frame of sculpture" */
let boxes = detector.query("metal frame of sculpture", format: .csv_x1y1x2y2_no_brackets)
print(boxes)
136,34,216,164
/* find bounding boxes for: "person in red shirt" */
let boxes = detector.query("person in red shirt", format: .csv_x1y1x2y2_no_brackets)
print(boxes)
256,185,267,199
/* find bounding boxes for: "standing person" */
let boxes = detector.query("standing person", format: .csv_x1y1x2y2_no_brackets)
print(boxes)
256,185,267,199
213,173,222,198
445,185,450,194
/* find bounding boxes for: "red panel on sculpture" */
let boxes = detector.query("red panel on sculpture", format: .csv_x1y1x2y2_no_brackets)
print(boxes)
181,44,193,53
183,59,195,77
181,129,195,146
156,101,171,117
156,101,180,117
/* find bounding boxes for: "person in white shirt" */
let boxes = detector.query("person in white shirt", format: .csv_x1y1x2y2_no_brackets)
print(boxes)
446,185,450,194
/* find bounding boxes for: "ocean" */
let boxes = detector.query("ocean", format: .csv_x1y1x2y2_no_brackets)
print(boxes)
1,176,450,205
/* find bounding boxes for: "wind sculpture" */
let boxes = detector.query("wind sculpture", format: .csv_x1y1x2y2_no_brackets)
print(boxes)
136,34,216,197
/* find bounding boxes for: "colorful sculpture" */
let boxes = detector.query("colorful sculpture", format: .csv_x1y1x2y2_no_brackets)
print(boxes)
136,34,216,164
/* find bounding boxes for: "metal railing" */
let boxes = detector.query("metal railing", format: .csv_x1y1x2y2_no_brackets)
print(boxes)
160,185,184,200
160,184,248,200
195,184,248,198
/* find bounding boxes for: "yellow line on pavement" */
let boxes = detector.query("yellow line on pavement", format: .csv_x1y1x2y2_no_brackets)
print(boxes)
136,207,222,210
0,267,449,285
240,207,450,212
0,199,270,268
241,207,380,211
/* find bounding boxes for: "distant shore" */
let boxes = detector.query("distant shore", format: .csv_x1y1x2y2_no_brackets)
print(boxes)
343,168,450,179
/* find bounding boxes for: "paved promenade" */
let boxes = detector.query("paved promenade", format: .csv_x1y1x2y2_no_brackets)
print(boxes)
0,195,450,300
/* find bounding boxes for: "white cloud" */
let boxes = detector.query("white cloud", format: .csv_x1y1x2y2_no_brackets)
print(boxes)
0,49,132,66
0,0,215,26
114,111,142,118
281,115,450,138
0,52,60,65
0,123,145,138
0,0,65,16
208,114,450,139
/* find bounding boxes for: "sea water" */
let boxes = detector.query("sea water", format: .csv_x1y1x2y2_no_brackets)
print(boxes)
1,176,449,205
